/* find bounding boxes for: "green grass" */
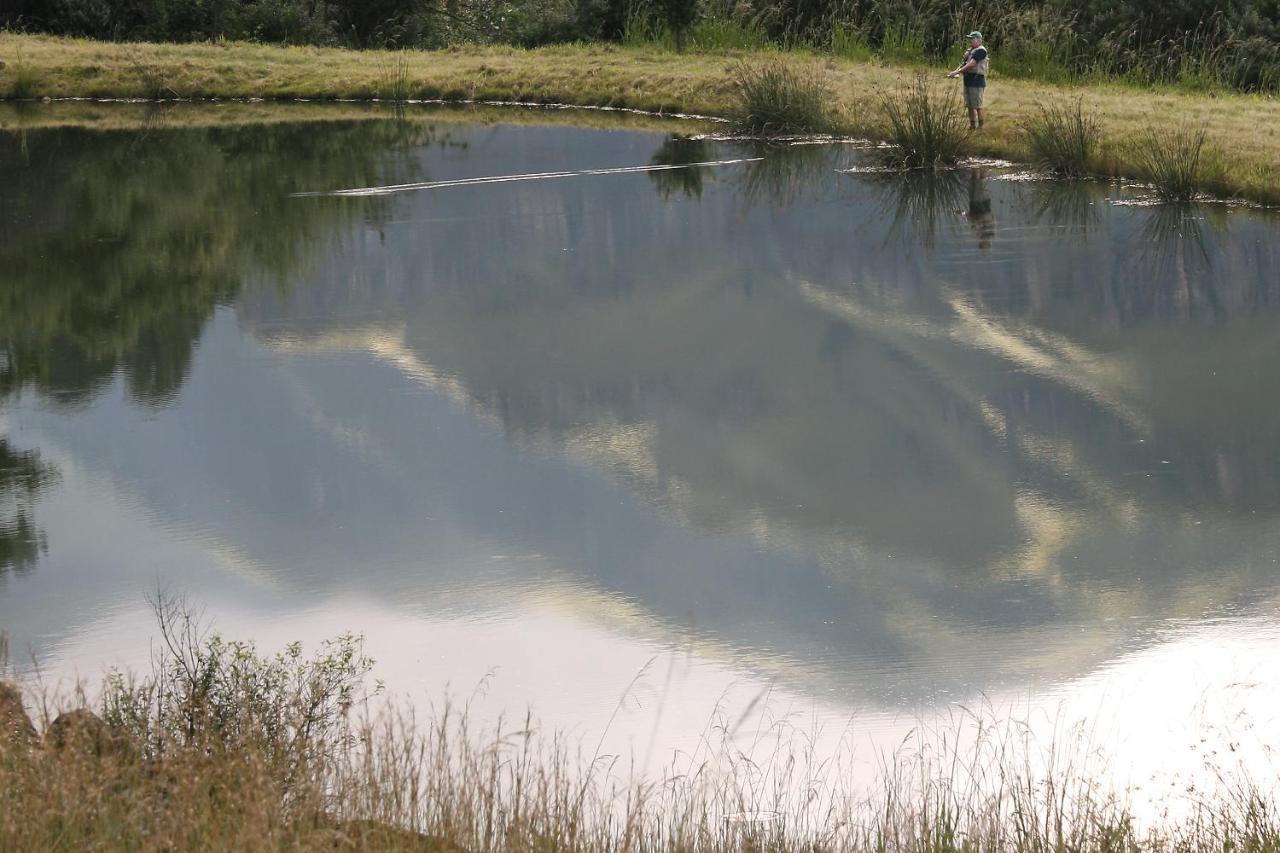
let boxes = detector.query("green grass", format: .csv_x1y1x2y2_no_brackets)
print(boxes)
829,21,875,62
880,20,927,64
878,75,970,169
691,16,772,51
730,59,837,136
1020,96,1100,177
3,603,1280,851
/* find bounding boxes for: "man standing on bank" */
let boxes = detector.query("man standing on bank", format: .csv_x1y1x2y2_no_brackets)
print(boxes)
948,31,989,129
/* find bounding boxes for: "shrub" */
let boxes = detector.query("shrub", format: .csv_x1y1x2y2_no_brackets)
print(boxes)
730,60,837,136
1020,96,1100,177
878,74,969,169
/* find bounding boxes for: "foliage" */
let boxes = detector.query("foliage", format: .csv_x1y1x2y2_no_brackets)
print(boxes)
730,59,837,135
1020,96,1098,177
101,595,373,769
878,74,969,169
658,0,701,50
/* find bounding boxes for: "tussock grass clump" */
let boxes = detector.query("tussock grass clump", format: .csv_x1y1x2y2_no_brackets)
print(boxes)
377,52,412,104
5,58,38,99
1136,125,1218,202
730,60,837,136
878,75,969,169
1020,96,1100,177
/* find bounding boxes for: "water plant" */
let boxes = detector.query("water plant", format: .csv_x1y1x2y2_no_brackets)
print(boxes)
1020,96,1100,177
877,75,969,169
1135,125,1216,202
730,60,837,136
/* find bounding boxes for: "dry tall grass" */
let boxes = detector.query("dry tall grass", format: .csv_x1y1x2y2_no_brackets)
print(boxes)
2,604,1279,851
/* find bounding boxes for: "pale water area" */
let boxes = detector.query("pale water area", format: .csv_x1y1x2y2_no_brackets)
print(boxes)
1,103,1279,816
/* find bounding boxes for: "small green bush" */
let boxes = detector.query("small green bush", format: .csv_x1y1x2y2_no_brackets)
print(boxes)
730,60,837,136
878,75,969,169
1020,96,1099,177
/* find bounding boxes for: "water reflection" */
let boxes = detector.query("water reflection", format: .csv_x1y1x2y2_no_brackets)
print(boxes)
0,120,428,409
1025,179,1099,234
2,110,1280,716
648,135,713,200
966,169,995,249
869,169,965,248
0,439,54,575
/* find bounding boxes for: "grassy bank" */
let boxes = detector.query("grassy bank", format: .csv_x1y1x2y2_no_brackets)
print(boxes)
2,32,1280,204
2,606,1279,851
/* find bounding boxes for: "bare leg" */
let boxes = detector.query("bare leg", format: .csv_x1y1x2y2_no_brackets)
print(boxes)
967,107,978,129
977,108,985,128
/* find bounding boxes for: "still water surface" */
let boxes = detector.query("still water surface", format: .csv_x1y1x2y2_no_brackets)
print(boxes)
2,104,1279,805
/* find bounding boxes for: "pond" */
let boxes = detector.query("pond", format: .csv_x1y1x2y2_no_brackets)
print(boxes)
2,103,1279,810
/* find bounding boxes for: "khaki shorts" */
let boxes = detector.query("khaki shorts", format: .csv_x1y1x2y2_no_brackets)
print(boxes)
964,85,985,109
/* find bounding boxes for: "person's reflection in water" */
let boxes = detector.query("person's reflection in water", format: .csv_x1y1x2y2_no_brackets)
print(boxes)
967,169,995,250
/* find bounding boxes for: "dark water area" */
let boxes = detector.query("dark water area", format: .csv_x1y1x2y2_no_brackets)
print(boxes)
2,105,1279,791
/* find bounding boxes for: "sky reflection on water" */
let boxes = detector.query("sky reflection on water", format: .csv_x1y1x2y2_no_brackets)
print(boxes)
2,104,1279,811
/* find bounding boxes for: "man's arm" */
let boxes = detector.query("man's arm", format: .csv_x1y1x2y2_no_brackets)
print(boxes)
948,58,977,78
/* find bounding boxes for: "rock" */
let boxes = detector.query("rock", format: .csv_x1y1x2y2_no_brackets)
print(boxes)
46,708,114,755
0,681,37,745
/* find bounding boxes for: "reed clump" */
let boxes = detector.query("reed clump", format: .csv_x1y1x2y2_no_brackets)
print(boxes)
4,56,38,99
1135,125,1220,202
3,604,1280,851
1020,96,1100,177
378,51,412,104
730,60,837,136
878,75,970,169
